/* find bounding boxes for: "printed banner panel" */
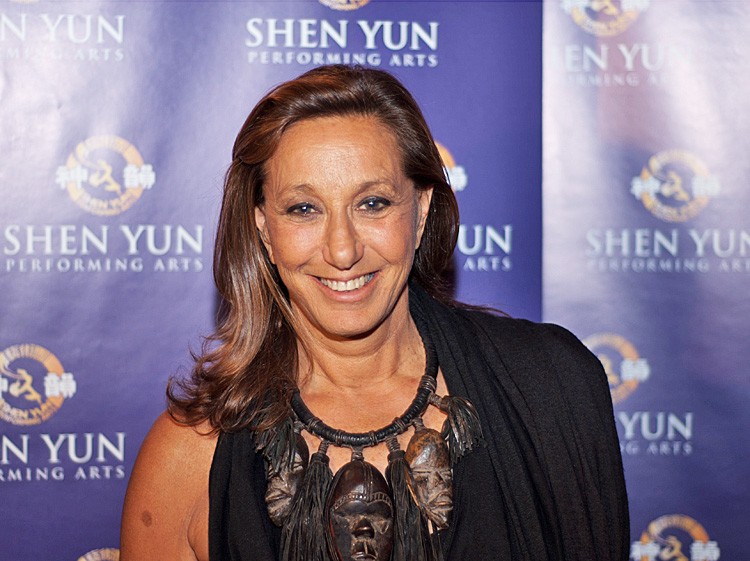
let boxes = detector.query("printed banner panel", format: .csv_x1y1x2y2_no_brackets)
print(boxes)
543,1,749,560
0,1,542,559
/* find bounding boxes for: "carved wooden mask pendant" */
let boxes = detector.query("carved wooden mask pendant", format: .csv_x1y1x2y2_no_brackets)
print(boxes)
265,433,309,526
405,427,453,529
327,459,394,561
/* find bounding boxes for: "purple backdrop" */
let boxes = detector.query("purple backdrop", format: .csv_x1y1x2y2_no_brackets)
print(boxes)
3,1,746,560
0,1,541,559
543,1,749,560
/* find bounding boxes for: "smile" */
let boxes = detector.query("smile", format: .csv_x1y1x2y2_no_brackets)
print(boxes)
318,273,375,292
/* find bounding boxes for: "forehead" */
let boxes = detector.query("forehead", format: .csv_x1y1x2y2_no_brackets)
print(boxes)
407,431,450,466
264,115,406,191
333,497,393,516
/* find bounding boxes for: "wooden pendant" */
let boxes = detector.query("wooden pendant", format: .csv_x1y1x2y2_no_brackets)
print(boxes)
327,459,394,561
405,427,453,530
265,433,310,526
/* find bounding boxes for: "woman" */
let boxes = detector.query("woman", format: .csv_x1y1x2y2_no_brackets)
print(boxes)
121,65,628,561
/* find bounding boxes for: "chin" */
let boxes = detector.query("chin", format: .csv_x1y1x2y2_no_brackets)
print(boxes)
307,308,391,340
321,322,380,341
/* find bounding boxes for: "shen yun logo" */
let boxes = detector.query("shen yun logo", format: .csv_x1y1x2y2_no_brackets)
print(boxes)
435,142,467,193
0,11,126,62
586,149,748,274
243,18,438,68
631,150,720,223
561,0,649,37
0,344,76,426
78,548,119,561
583,333,650,404
631,515,720,561
319,0,370,10
56,135,155,216
437,143,511,273
584,334,694,457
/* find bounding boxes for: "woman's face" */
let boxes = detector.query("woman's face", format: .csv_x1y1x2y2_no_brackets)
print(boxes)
255,114,432,341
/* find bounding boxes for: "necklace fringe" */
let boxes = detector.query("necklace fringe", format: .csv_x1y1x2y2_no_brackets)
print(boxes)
280,441,333,561
258,311,482,561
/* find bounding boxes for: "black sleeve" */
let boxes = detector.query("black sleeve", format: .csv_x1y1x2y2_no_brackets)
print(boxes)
451,306,630,560
536,323,630,561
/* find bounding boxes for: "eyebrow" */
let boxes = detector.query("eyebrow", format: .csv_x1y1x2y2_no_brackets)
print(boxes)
276,179,402,197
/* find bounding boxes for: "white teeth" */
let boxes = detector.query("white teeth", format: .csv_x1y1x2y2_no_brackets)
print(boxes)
320,274,373,292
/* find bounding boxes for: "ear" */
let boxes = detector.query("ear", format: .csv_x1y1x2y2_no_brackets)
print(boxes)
415,186,434,250
254,205,275,264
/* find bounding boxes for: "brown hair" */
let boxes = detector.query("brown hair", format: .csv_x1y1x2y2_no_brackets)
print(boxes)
168,65,459,433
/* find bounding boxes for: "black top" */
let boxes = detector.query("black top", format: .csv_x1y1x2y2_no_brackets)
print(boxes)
208,286,629,561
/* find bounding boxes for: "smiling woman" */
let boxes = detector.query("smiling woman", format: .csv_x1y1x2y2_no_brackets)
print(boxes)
120,65,628,561
255,114,432,341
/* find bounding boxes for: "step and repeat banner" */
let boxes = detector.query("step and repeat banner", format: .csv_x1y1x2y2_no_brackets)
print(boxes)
1,0,747,560
544,1,748,561
0,1,542,559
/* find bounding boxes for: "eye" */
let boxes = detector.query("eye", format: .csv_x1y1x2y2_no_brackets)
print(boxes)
359,197,391,212
412,472,429,484
286,202,317,216
440,469,453,482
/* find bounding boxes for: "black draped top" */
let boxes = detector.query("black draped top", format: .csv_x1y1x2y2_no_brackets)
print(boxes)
208,286,629,561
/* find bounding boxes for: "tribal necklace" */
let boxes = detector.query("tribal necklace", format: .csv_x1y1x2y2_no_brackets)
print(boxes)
256,313,483,561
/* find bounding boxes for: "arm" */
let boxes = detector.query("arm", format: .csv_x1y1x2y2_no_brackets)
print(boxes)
120,412,217,561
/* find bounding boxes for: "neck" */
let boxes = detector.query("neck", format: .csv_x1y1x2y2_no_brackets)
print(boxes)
295,296,422,394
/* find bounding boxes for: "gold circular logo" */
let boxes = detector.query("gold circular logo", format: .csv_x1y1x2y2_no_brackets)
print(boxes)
436,141,468,193
631,149,719,223
78,548,120,561
56,135,155,216
0,344,76,426
436,142,456,169
633,515,718,561
563,0,646,37
318,0,370,10
583,333,649,404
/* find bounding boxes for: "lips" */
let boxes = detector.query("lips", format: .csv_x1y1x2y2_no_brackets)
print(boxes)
351,539,378,560
265,489,289,503
428,491,452,507
318,273,375,292
430,499,452,509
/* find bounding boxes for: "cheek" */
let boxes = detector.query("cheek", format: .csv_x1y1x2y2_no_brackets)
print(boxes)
331,514,355,544
364,213,419,258
267,222,320,266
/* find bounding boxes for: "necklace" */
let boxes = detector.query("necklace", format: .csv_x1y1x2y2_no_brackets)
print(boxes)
257,312,483,561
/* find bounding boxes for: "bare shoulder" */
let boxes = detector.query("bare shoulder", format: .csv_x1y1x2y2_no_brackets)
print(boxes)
120,411,218,561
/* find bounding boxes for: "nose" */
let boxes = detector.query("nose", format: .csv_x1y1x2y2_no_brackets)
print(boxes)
323,210,364,270
352,518,375,540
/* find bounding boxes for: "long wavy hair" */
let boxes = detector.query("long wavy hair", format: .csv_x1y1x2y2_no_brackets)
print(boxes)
168,65,459,433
